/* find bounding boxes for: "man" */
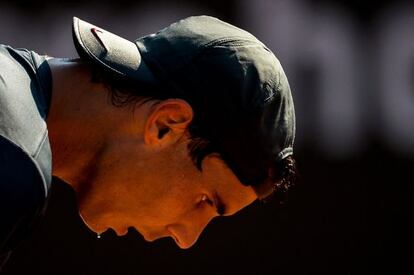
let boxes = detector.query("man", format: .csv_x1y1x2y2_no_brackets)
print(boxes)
0,15,297,268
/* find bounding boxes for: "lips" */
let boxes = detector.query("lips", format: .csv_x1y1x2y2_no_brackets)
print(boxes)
113,226,129,236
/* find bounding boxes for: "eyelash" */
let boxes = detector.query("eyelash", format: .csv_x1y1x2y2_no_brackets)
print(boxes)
200,194,213,207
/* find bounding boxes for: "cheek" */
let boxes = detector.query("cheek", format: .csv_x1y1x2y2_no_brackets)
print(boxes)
146,169,202,222
91,143,140,181
156,192,195,220
142,189,202,230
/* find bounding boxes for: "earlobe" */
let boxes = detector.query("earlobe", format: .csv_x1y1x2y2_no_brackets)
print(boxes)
143,99,193,146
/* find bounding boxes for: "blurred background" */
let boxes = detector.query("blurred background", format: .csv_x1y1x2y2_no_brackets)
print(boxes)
1,0,412,274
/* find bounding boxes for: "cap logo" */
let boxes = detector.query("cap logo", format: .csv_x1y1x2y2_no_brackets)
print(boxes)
91,27,108,53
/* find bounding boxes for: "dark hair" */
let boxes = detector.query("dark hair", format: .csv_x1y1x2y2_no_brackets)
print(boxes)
263,155,298,204
86,61,298,203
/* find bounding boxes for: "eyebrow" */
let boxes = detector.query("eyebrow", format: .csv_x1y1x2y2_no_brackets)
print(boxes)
213,191,226,216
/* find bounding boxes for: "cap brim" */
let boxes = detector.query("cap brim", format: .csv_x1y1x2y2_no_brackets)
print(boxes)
72,17,156,83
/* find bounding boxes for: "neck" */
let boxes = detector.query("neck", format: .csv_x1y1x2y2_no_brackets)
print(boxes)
46,58,113,191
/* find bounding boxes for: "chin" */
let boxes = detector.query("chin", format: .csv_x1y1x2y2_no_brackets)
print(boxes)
78,212,106,234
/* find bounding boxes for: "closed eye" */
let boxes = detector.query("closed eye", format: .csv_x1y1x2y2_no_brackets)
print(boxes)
200,193,226,216
200,194,213,206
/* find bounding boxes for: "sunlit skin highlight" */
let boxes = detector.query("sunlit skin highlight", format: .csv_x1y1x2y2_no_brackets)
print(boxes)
46,58,257,249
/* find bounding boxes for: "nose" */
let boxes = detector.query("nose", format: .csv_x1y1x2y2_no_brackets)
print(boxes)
167,214,214,249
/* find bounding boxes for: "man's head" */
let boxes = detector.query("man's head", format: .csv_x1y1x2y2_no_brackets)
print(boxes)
48,15,297,249
73,95,258,249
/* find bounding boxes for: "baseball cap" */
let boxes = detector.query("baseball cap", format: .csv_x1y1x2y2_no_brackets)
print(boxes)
72,15,296,200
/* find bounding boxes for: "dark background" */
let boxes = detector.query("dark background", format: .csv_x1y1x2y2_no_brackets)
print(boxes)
1,0,412,274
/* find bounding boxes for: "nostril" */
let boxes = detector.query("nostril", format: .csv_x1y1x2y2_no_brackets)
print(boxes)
170,234,178,243
170,232,193,249
166,225,196,249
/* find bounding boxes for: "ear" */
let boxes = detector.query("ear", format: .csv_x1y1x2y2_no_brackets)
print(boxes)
144,99,194,147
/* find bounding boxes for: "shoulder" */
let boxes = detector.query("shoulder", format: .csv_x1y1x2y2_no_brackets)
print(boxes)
0,44,53,254
0,134,47,199
0,44,53,195
0,43,52,120
0,134,48,253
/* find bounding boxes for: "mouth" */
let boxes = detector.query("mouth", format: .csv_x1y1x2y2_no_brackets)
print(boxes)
113,226,130,237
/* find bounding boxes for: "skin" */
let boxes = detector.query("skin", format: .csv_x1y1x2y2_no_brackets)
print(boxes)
46,58,257,249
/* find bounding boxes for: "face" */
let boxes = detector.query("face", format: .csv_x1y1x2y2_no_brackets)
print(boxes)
133,151,257,249
76,99,257,249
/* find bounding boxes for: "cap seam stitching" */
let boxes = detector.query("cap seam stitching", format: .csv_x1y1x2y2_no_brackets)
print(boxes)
201,37,262,50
